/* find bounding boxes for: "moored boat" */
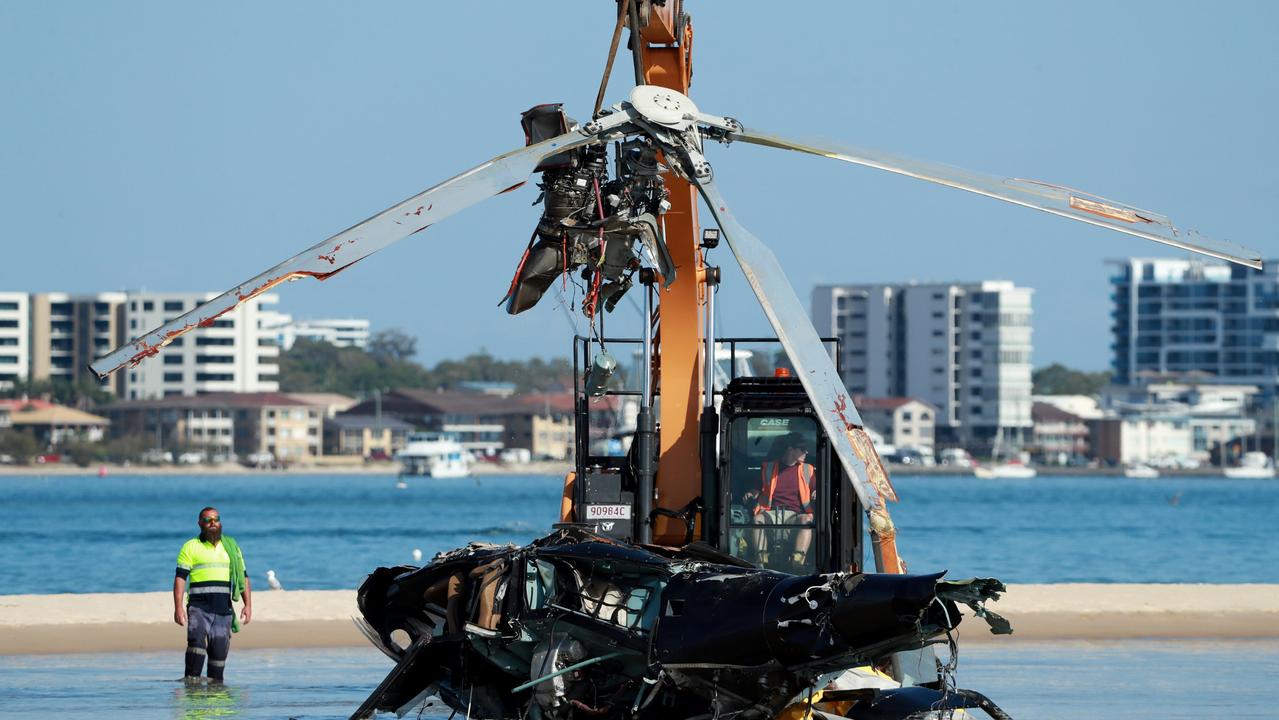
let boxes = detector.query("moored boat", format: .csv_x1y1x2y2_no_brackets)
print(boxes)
395,432,473,478
1223,451,1275,479
973,461,1037,479
1123,463,1161,479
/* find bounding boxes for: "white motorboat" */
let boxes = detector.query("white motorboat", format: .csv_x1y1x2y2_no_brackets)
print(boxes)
973,461,1037,479
1123,463,1161,479
396,432,474,478
975,425,1035,479
1223,451,1275,479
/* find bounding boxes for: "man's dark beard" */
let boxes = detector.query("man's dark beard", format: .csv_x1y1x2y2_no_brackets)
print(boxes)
201,527,222,543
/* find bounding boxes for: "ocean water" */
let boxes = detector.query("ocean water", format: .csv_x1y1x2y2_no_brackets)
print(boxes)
3,640,1277,719
0,472,1277,594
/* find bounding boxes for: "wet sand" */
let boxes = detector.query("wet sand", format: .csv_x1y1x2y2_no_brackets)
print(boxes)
2,584,1277,654
0,590,363,655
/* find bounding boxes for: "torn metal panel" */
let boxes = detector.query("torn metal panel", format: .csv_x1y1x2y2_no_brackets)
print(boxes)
352,528,1009,720
938,577,1013,635
847,424,898,503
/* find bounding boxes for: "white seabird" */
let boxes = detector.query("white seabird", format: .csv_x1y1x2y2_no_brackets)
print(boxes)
266,569,284,590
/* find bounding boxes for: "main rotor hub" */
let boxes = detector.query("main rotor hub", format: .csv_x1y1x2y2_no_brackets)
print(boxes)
629,85,699,130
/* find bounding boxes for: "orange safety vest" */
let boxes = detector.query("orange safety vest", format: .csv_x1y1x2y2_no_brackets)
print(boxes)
756,462,815,514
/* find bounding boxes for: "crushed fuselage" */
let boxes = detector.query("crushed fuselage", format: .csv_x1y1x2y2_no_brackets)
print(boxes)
352,528,1007,720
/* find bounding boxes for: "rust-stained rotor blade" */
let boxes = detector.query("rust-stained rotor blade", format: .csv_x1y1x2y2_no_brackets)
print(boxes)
89,126,615,379
729,127,1263,270
693,176,901,547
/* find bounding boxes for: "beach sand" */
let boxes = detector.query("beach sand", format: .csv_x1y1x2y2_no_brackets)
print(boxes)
2,584,1277,655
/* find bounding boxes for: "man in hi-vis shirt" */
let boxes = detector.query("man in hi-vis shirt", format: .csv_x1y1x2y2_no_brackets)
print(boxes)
174,507,252,683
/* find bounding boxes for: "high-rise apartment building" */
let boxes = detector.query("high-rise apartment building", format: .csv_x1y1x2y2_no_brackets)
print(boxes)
119,292,281,399
28,292,127,392
0,293,29,390
1110,258,1279,398
813,281,1033,451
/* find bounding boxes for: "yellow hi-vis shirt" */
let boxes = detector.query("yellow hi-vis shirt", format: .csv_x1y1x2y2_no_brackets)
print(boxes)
176,538,243,616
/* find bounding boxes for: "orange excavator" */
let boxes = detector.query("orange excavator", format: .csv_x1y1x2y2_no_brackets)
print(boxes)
553,1,909,581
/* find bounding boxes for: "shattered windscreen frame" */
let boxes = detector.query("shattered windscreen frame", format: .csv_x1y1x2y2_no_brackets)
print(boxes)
531,556,664,635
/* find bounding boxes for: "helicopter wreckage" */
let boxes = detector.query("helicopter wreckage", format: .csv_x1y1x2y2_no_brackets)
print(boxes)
351,528,1011,720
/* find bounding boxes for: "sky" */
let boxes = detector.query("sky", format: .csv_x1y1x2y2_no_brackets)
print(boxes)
1,1,1275,371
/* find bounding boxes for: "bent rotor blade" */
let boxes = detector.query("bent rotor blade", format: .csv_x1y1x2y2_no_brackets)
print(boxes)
89,130,605,379
730,128,1262,269
694,177,899,530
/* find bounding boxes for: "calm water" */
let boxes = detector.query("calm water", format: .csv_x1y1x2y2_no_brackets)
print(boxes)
1,472,1278,594
3,640,1277,719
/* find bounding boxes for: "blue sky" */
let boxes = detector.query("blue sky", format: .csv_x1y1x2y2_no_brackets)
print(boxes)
1,2,1274,370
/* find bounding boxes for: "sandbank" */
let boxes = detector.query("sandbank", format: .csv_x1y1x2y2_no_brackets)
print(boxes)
2,584,1277,655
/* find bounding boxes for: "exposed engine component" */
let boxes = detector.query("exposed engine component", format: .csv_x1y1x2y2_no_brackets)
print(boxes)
583,350,618,397
503,104,675,317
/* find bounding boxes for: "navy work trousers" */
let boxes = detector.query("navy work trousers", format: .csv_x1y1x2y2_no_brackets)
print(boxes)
185,605,233,681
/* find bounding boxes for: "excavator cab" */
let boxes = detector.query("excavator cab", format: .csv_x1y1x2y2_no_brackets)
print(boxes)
569,335,861,576
716,375,863,575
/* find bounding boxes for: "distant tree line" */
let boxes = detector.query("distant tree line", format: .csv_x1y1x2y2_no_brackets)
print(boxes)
761,354,1113,399
0,428,153,467
0,333,1108,409
278,328,573,395
0,377,113,408
1032,363,1111,396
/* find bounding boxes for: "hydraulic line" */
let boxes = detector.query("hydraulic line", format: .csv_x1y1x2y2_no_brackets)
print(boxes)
628,0,645,86
593,0,632,117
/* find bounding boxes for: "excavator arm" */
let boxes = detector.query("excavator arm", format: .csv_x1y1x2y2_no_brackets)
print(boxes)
630,0,708,545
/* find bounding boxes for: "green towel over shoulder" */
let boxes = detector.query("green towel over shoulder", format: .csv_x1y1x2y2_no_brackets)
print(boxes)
222,535,247,633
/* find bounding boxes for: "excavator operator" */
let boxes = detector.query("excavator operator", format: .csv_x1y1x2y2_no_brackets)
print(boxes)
746,431,817,572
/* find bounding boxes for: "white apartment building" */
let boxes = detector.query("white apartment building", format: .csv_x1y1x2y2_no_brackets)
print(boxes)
813,281,1034,453
120,292,281,399
0,293,29,390
262,315,371,350
28,292,128,392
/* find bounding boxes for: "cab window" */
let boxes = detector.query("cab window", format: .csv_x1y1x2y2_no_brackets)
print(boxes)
726,415,819,574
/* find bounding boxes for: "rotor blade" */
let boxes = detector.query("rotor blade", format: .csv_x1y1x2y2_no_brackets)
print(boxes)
694,177,900,533
729,127,1262,270
89,129,606,379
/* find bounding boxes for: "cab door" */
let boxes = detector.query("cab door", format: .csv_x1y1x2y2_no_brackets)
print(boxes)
720,413,842,574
